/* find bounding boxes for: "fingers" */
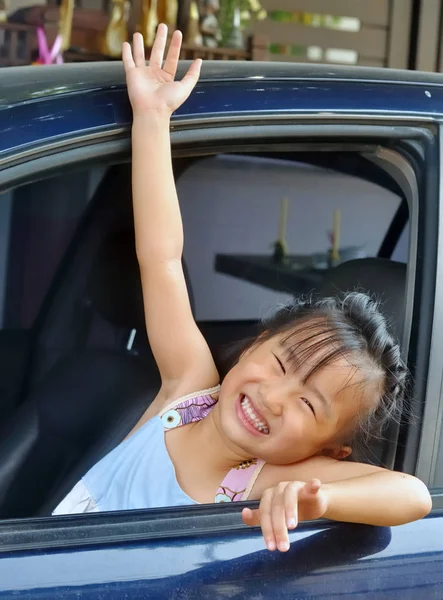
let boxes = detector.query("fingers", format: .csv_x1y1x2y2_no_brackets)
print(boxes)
297,479,327,524
243,481,324,554
243,487,287,552
243,483,305,553
300,478,321,500
132,32,146,68
260,488,277,551
181,58,202,92
150,23,168,69
273,482,305,552
163,29,182,78
242,492,277,551
122,41,135,71
284,482,299,532
241,507,260,526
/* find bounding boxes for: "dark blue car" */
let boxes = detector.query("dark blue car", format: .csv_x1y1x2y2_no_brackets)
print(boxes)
0,60,442,598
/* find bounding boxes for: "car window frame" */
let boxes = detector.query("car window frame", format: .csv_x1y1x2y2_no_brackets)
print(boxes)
416,124,443,489
0,116,440,546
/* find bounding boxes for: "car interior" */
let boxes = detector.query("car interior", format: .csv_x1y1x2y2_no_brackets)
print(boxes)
0,151,410,519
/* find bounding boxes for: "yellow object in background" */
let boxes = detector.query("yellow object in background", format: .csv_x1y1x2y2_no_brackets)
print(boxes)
59,0,74,51
0,0,8,23
139,0,178,46
157,0,177,28
278,197,289,246
186,1,203,45
140,0,158,46
102,0,129,57
331,209,341,263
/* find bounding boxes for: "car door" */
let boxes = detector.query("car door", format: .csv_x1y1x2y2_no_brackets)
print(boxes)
1,66,443,599
0,500,442,599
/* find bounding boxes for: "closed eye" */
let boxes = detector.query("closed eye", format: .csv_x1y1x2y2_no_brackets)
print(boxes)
301,397,315,416
273,353,286,374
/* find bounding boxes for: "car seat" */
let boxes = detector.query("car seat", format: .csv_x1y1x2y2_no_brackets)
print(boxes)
0,165,194,518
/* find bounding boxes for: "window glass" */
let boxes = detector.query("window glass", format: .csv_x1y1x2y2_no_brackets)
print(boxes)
0,152,410,519
179,154,403,322
0,167,105,423
1,167,106,329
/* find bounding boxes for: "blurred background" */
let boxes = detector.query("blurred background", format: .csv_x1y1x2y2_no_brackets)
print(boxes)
0,0,441,71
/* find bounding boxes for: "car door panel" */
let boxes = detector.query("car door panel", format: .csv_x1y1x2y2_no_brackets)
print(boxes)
0,509,441,599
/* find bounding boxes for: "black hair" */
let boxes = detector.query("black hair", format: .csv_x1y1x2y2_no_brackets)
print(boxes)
223,292,408,459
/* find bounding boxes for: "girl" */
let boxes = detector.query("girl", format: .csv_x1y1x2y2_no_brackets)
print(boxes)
54,26,432,553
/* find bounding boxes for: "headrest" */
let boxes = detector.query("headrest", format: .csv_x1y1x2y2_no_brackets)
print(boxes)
318,258,407,342
86,230,194,330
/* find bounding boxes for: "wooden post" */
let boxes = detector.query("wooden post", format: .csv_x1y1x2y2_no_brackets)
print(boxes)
387,0,413,69
128,0,142,36
249,33,268,61
413,0,440,71
176,0,191,34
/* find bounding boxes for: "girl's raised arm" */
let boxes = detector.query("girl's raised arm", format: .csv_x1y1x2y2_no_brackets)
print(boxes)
123,27,218,400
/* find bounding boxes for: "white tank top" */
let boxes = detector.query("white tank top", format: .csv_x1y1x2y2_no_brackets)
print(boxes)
53,386,265,515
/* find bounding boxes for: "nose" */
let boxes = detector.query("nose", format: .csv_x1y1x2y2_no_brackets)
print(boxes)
259,380,286,417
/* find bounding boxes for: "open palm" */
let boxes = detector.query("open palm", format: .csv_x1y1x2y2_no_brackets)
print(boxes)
122,25,202,115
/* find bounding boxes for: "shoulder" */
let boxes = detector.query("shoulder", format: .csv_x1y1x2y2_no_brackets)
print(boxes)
248,455,385,500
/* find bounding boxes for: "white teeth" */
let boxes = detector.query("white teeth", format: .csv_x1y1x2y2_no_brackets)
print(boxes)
241,396,269,434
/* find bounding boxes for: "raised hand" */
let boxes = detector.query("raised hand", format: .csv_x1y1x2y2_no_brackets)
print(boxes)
122,25,202,117
242,479,329,552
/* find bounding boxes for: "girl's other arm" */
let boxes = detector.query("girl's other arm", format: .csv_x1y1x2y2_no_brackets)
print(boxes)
244,457,432,552
123,27,218,402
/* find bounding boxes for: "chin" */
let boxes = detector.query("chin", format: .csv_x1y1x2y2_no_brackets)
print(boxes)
218,413,258,457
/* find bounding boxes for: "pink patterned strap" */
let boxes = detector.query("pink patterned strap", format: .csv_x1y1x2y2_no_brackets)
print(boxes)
160,388,219,431
160,387,265,503
215,458,265,502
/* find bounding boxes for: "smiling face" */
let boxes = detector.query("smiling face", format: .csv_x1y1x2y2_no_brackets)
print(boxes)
215,331,381,465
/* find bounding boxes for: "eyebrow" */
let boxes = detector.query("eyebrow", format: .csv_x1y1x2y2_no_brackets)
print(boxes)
279,340,335,419
305,381,334,419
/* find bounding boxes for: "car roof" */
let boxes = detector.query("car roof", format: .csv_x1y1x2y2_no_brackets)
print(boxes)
3,60,443,106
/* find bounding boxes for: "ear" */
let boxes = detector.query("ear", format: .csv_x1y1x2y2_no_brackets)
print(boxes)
322,445,352,460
